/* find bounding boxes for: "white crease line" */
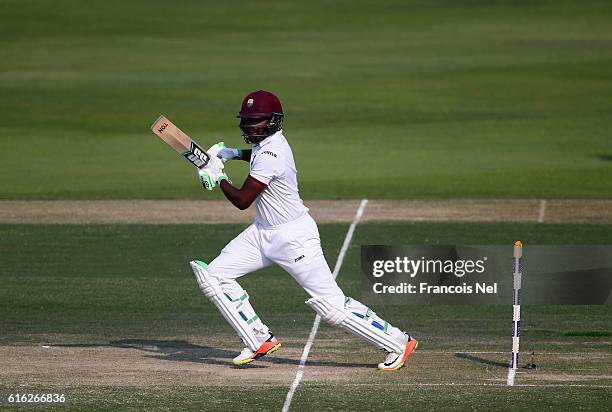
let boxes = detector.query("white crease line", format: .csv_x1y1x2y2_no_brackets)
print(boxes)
538,199,547,223
282,199,368,412
310,350,606,355
317,383,612,388
451,351,603,355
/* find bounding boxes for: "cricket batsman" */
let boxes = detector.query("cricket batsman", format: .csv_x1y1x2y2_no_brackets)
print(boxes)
190,90,417,370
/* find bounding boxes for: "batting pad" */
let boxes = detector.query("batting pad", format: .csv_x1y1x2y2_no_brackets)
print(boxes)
190,260,261,351
305,296,405,353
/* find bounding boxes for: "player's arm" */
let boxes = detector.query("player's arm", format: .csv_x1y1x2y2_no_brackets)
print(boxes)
219,175,266,210
238,149,251,162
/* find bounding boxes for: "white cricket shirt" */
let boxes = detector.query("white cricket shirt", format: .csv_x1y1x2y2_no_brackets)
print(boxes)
249,130,309,227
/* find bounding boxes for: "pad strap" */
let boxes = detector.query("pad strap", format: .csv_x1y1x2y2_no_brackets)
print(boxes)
191,260,260,351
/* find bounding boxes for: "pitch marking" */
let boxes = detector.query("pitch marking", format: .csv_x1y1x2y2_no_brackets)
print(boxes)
538,199,547,223
282,199,368,412
333,383,612,388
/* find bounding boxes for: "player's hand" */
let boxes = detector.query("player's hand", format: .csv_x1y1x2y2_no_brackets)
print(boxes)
206,142,228,169
198,167,230,191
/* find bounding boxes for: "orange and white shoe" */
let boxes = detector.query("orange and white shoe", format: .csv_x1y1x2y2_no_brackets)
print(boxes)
378,335,418,371
233,333,281,366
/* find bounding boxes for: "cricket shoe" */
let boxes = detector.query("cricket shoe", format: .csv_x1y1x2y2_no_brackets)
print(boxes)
233,333,281,366
378,335,418,371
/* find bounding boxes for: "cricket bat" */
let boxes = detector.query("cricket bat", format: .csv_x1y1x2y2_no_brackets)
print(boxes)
150,115,211,169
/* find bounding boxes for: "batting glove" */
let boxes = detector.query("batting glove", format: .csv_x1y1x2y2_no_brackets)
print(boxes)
217,145,242,163
206,142,229,168
198,167,230,191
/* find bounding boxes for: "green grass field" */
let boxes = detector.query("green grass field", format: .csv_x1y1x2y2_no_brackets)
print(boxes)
1,223,610,410
2,222,610,344
1,1,611,410
1,0,612,199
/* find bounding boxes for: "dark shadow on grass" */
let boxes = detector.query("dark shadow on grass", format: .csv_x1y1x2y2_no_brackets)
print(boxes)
595,154,612,162
455,352,508,368
113,339,260,368
52,339,372,369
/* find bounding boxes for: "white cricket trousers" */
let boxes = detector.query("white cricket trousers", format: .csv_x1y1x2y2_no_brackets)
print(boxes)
207,213,345,337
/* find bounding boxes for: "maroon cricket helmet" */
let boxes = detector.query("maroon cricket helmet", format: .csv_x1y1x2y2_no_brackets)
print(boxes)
238,90,283,119
237,90,284,144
